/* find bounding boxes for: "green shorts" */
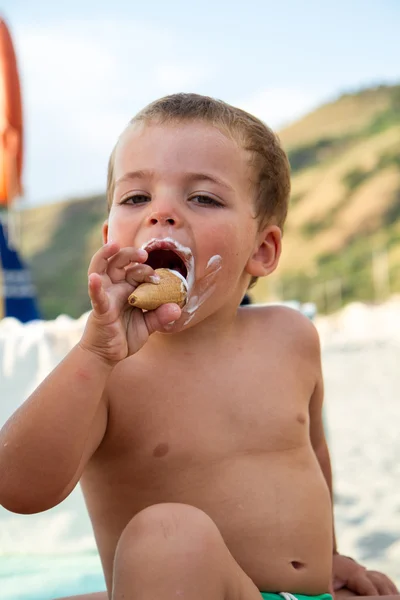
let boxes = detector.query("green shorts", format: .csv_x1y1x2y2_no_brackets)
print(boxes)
261,593,332,600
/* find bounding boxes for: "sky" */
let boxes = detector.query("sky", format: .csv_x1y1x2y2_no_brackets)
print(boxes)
2,0,399,206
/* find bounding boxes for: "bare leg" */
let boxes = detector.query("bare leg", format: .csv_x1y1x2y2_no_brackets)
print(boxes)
112,502,262,600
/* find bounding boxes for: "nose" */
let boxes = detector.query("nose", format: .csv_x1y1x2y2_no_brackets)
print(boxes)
149,213,176,226
147,198,182,228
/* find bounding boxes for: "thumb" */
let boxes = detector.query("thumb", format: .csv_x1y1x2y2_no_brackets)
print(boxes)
144,303,182,334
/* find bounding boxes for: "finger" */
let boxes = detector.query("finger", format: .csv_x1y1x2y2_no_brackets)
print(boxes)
390,582,399,594
88,242,120,276
348,574,379,596
367,571,399,595
374,579,395,596
144,303,182,334
125,264,161,286
367,572,389,595
111,247,148,269
106,248,148,283
88,273,109,315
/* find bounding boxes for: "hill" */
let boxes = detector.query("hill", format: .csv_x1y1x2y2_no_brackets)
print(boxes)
253,83,400,310
18,194,108,319
17,83,400,319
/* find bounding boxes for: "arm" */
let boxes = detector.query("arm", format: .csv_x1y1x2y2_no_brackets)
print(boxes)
0,243,182,515
309,329,399,597
308,342,337,554
0,344,111,514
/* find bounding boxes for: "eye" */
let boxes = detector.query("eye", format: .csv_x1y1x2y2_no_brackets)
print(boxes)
190,194,223,207
121,194,150,205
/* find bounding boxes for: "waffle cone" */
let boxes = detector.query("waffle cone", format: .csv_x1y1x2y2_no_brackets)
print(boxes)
128,268,187,310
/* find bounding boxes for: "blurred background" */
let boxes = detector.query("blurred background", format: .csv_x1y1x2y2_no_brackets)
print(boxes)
1,0,399,318
0,1,399,599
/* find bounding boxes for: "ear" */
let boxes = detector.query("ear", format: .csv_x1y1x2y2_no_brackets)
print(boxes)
102,220,109,245
246,225,282,278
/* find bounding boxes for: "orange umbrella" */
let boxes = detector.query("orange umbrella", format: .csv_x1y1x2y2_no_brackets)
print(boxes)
0,17,23,207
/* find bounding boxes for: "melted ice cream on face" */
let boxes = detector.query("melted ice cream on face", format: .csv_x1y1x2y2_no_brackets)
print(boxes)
206,255,222,271
182,254,222,325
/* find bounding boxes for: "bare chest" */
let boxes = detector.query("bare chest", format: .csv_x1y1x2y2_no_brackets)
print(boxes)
101,351,312,468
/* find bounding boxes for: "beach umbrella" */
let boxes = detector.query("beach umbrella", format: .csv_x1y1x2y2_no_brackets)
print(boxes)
0,16,23,207
0,16,40,321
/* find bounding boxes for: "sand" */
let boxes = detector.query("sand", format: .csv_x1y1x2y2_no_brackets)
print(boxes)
316,296,400,586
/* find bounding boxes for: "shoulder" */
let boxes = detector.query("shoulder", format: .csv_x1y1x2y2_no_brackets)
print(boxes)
238,303,321,355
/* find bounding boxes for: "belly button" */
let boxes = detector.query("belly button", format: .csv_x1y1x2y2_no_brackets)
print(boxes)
153,442,170,458
291,561,305,570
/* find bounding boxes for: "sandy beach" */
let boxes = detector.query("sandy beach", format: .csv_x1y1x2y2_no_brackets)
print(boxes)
316,297,400,586
0,298,399,598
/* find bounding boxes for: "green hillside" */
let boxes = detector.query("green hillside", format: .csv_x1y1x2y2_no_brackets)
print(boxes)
19,194,108,319
253,83,400,311
18,83,400,319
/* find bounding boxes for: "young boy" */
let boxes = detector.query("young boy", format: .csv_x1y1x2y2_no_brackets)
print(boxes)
0,94,397,600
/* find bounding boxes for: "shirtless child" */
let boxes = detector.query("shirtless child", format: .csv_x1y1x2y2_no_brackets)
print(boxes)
0,94,397,600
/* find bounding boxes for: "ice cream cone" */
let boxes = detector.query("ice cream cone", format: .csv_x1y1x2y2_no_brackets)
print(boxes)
128,268,187,311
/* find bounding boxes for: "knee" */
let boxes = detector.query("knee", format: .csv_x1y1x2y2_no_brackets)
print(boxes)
115,503,221,559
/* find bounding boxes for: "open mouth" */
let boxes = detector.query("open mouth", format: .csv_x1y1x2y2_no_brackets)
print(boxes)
142,239,191,280
146,249,188,279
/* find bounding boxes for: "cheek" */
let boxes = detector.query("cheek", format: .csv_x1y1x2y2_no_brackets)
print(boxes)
107,210,134,243
198,225,245,285
207,222,239,250
212,223,250,265
201,224,231,262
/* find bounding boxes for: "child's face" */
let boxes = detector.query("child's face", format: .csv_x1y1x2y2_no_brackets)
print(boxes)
105,120,279,327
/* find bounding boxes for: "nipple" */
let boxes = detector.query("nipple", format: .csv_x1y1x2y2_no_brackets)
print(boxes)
290,561,305,570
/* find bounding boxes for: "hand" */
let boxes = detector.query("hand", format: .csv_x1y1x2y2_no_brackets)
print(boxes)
80,242,182,363
333,553,399,596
